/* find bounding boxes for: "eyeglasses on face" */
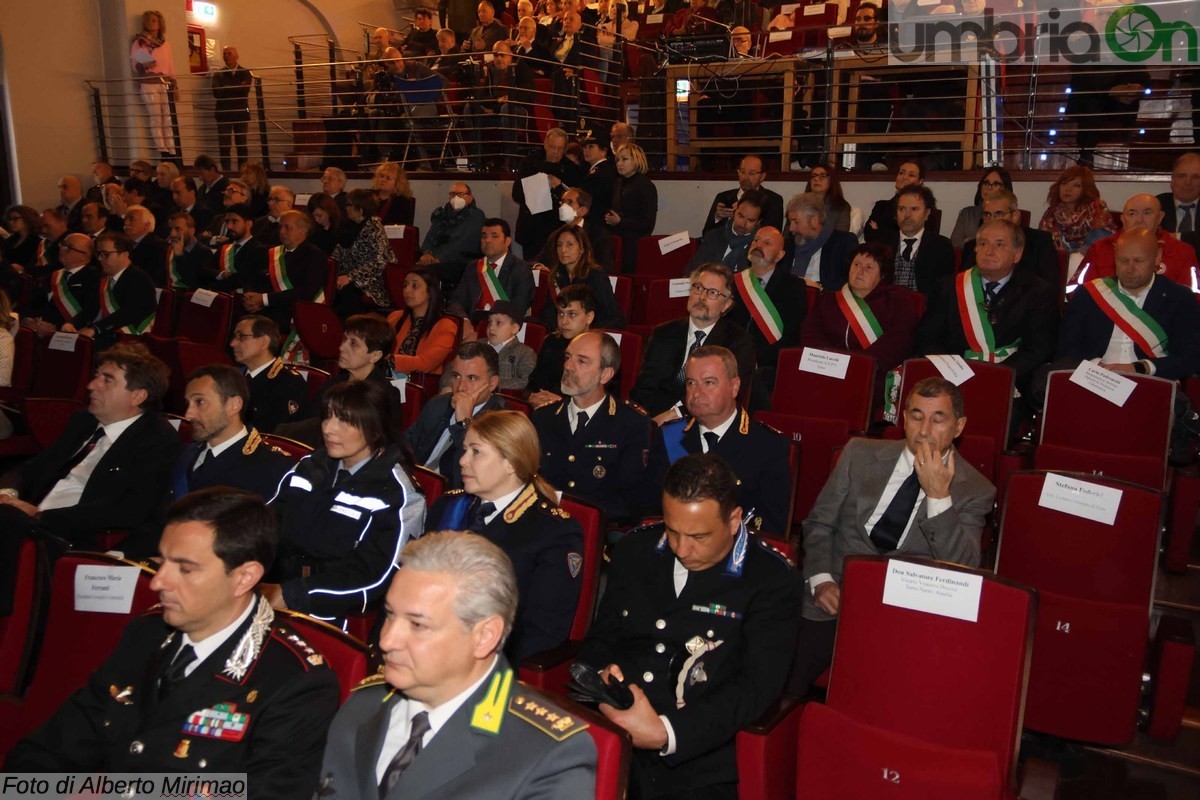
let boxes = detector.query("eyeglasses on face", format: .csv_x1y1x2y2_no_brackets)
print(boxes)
691,282,729,300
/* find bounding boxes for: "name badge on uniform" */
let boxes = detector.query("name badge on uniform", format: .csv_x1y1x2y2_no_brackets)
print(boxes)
183,702,250,741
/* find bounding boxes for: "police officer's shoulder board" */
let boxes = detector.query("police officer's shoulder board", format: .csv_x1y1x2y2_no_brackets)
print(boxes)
625,398,649,417
242,428,264,456
736,407,751,435
272,624,326,669
756,534,795,568
756,419,785,438
472,667,589,742
351,670,391,694
265,357,291,380
443,488,467,497
535,396,564,412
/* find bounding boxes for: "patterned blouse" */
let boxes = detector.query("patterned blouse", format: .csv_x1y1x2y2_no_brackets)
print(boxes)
1039,197,1111,253
332,217,396,307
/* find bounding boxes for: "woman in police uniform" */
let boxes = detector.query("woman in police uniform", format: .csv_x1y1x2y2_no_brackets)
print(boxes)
265,380,425,627
426,410,583,661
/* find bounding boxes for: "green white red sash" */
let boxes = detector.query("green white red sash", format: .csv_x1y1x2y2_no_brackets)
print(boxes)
267,247,292,293
955,269,1017,363
166,250,187,289
733,270,783,344
36,240,48,266
50,269,82,322
476,259,509,309
1083,277,1168,358
218,243,238,274
100,276,155,334
836,284,882,349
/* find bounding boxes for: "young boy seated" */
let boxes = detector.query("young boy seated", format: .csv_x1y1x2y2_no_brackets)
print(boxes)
487,301,537,392
527,284,597,406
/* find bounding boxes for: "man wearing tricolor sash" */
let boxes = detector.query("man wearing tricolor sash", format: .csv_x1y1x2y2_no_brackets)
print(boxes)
447,217,533,321
917,219,1057,397
205,203,266,291
164,212,207,291
1049,227,1200,385
24,233,99,334
81,232,158,350
241,210,327,336
1068,193,1199,294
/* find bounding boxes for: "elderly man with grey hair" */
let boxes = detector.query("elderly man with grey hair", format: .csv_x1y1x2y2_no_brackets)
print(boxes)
315,531,598,799
784,191,858,290
123,203,170,287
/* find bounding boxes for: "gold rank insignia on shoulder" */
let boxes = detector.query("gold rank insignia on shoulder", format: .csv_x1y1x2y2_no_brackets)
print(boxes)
470,668,513,735
607,395,617,415
109,685,135,704
738,408,750,435
267,358,285,379
550,506,571,519
351,673,391,693
242,429,263,456
508,692,589,741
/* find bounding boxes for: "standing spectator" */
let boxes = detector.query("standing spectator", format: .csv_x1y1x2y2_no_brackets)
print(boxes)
1038,165,1112,254
332,189,396,315
387,266,460,376
548,12,591,132
212,46,252,172
605,143,657,274
513,128,584,259
950,167,1014,248
372,162,416,226
240,161,271,217
2,205,40,269
404,8,440,56
57,176,85,233
806,165,853,234
474,41,534,169
470,1,510,51
538,224,625,328
305,192,342,256
130,10,176,159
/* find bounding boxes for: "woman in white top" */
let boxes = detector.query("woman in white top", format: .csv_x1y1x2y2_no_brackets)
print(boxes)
130,10,176,158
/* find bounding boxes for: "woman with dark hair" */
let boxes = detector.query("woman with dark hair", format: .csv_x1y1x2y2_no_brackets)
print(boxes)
1038,165,1111,253
306,192,343,256
424,410,583,660
802,241,919,403
806,166,852,233
386,266,459,376
332,188,396,316
537,224,625,328
605,143,658,274
950,166,1014,247
265,379,425,626
2,205,41,268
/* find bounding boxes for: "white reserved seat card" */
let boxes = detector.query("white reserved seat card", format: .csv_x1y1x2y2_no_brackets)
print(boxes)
74,565,141,614
48,332,79,352
1068,360,1135,407
668,278,692,298
385,225,406,239
798,348,850,380
389,378,408,402
658,231,690,255
1038,472,1122,525
882,559,983,623
926,354,974,386
190,288,218,307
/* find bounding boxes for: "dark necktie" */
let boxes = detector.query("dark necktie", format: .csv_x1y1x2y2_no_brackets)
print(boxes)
467,499,496,533
379,711,431,798
901,238,917,261
574,410,590,436
333,469,351,488
56,427,106,483
158,642,197,701
677,330,707,385
703,431,720,453
870,468,922,553
1179,204,1195,234
984,280,1000,307
192,447,213,474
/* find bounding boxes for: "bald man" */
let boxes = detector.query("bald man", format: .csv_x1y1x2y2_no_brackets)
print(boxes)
1157,152,1200,234
1071,193,1199,292
241,210,327,336
57,175,84,232
213,46,252,173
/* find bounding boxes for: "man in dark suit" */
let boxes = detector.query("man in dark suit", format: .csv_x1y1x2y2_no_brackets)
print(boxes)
784,191,858,290
316,531,597,799
513,129,585,259
729,226,807,403
212,47,253,173
193,153,230,216
474,41,535,169
790,377,996,695
57,174,85,232
123,204,170,287
241,210,328,332
405,341,507,487
877,185,955,295
252,186,296,248
633,263,756,423
230,315,309,433
205,203,267,291
960,190,1059,287
448,218,534,320
80,232,158,348
864,159,926,242
169,176,213,238
164,212,211,291
548,12,594,132
24,233,100,333
576,454,801,798
532,331,651,524
643,345,792,535
1156,152,1200,234
580,135,616,220
917,219,1058,397
701,155,785,234
6,488,341,797
0,344,179,612
688,190,764,273
1041,227,1200,391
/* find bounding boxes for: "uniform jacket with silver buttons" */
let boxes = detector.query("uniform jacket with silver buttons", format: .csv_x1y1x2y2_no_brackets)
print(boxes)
575,523,802,795
5,597,340,799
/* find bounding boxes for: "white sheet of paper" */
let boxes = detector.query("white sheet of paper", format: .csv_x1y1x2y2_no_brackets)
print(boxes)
658,231,690,254
882,559,983,623
926,354,975,386
385,225,406,239
828,25,852,38
646,13,664,24
521,173,554,215
1069,360,1135,407
668,278,692,298
74,565,141,614
798,348,850,380
803,3,826,15
48,332,79,352
132,48,156,65
609,275,618,291
1038,472,1123,526
769,30,792,42
389,378,408,402
608,331,623,346
190,288,218,308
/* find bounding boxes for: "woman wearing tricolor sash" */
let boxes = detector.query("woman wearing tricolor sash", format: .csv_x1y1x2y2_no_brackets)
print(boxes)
803,242,919,401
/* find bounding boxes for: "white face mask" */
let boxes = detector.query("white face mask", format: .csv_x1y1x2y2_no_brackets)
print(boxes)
559,204,577,223
449,196,467,211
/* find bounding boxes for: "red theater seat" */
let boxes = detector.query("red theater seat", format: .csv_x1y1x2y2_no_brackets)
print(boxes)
277,611,369,703
754,412,851,529
292,301,344,366
601,328,642,401
0,540,44,695
635,235,696,277
773,347,876,433
176,290,233,348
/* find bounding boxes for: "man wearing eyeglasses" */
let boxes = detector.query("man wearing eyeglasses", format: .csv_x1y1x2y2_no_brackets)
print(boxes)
23,233,99,335
632,263,756,425
80,232,159,350
960,190,1058,287
701,156,784,235
416,183,485,283
199,179,254,248
253,186,295,248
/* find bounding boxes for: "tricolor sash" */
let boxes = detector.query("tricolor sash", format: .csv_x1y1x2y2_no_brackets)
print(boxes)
1083,277,1168,358
166,249,188,290
218,243,238,275
955,269,1018,363
733,270,783,344
476,260,509,309
100,276,155,334
836,284,882,349
36,239,48,266
50,269,83,322
267,246,292,293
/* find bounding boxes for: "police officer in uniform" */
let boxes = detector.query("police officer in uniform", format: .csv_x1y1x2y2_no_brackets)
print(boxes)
231,315,308,434
576,454,801,799
532,331,651,525
5,489,341,798
315,531,597,799
642,346,792,537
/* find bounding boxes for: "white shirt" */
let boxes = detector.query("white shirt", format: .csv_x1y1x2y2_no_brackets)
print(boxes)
803,248,823,283
808,446,952,592
1102,277,1154,371
491,335,516,354
698,408,738,452
193,426,248,470
179,595,257,677
569,394,606,434
375,656,501,782
482,485,525,526
246,360,273,379
898,227,926,259
486,252,507,270
424,400,489,468
40,414,143,511
683,320,717,371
